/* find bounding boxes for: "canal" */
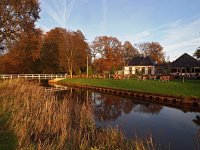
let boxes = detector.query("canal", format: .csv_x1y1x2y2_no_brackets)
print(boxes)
44,83,200,150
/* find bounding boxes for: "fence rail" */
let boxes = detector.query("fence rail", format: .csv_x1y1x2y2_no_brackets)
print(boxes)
45,85,68,92
0,74,67,80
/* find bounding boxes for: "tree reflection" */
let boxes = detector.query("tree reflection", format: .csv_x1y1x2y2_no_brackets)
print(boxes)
53,88,164,121
134,103,163,114
54,88,89,104
92,93,135,121
193,115,200,126
91,92,164,120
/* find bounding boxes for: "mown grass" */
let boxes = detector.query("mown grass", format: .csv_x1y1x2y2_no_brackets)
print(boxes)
0,80,158,150
61,78,200,98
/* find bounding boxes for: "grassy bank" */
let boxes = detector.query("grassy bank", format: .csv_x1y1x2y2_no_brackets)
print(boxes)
60,78,200,98
0,80,157,150
0,111,17,150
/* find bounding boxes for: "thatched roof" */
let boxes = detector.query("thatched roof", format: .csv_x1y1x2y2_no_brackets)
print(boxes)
172,53,199,68
128,56,155,66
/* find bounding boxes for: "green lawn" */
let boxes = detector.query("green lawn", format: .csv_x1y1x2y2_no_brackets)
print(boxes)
61,78,200,98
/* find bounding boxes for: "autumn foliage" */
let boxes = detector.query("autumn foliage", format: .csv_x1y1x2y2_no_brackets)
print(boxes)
90,36,124,73
0,31,167,74
0,0,40,52
40,28,88,77
0,0,167,74
0,29,43,73
137,42,166,64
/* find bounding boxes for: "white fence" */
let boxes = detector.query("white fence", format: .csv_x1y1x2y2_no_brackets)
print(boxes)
0,74,67,80
45,84,68,92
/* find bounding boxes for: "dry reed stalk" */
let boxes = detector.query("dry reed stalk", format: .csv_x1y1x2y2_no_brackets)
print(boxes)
0,79,158,150
0,80,96,149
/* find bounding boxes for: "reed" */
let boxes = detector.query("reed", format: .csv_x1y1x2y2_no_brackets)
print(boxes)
0,80,158,150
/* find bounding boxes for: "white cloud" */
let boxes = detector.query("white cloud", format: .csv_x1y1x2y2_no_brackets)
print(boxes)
163,19,200,42
164,37,200,60
64,0,76,26
128,30,152,42
162,19,200,60
40,0,76,28
36,23,50,32
125,17,200,61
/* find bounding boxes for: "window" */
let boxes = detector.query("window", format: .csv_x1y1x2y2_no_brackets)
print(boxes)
148,67,152,74
124,67,129,71
135,68,139,74
142,67,145,74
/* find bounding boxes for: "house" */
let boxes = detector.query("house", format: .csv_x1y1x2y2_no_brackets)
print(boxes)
124,53,200,77
171,53,200,76
155,63,171,75
124,56,156,75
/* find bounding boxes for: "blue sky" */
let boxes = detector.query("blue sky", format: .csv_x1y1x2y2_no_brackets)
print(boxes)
37,0,200,61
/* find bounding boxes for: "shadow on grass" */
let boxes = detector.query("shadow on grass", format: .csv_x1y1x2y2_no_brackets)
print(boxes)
0,113,17,150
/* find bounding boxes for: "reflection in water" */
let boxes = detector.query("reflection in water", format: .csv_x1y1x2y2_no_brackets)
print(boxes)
92,93,135,120
41,83,200,150
92,92,163,121
134,103,163,115
193,114,200,126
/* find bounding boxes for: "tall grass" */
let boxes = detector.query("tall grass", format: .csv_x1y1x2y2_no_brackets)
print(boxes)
0,80,158,150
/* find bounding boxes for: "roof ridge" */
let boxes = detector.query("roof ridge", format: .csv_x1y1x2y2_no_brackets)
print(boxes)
128,55,155,66
172,53,199,67
139,58,145,65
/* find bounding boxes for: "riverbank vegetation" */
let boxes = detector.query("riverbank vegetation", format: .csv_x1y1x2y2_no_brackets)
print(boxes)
0,1,168,76
0,80,157,149
60,78,200,98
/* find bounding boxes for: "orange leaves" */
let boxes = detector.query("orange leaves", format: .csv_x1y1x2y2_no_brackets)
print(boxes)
122,41,139,65
137,42,165,64
90,36,124,73
0,0,40,51
0,29,43,73
41,28,88,74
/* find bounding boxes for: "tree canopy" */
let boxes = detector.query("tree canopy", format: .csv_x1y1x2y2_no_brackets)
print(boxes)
122,41,139,65
90,36,124,73
193,47,200,60
137,42,165,64
40,28,88,77
0,29,43,73
0,0,169,75
0,0,40,52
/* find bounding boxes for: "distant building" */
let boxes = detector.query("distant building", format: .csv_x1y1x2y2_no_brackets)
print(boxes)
155,63,171,75
171,53,200,76
124,53,200,76
124,56,156,75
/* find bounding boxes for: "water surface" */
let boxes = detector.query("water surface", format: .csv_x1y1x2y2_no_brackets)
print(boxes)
43,83,200,150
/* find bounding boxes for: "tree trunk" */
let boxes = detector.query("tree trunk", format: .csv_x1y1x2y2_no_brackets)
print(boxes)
67,58,72,79
70,63,73,79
